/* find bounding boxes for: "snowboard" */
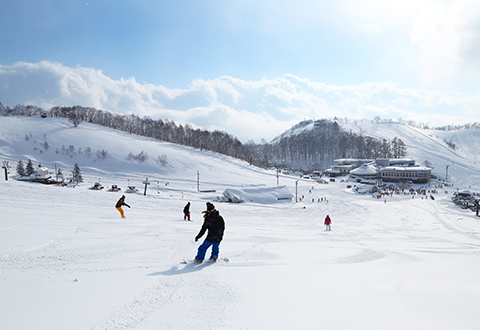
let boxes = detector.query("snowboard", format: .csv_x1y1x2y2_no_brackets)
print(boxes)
180,257,229,264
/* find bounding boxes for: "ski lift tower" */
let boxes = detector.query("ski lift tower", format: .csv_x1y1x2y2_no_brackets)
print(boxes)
2,161,10,181
295,180,299,203
143,178,150,196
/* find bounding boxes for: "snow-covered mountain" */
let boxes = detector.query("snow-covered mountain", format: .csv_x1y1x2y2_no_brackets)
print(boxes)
272,118,480,189
341,121,480,188
2,116,480,330
0,116,278,191
4,116,480,190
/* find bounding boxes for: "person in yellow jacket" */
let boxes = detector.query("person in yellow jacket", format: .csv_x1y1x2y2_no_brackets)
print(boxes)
115,195,130,218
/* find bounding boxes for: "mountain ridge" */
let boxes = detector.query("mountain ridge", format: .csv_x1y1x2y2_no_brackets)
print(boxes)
2,115,480,190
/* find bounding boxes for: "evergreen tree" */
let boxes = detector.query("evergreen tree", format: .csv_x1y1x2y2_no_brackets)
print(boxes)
56,167,64,181
16,159,26,176
72,163,83,184
25,159,35,175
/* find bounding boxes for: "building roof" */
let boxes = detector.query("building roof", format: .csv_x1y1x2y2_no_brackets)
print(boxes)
350,165,379,176
325,169,342,174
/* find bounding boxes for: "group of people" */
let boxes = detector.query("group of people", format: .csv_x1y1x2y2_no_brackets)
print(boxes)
115,196,225,263
115,195,331,263
182,200,226,263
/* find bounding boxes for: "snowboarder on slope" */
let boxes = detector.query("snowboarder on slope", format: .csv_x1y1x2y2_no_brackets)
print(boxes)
115,195,130,218
194,202,225,263
324,215,331,231
183,202,191,221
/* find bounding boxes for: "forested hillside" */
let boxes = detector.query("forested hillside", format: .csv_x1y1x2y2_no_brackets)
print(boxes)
265,120,406,169
0,102,406,171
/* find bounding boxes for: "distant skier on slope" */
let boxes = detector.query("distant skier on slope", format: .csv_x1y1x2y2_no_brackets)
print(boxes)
194,202,225,263
183,202,191,221
324,215,332,231
115,195,130,218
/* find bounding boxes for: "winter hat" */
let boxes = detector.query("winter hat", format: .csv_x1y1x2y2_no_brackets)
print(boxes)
206,202,215,211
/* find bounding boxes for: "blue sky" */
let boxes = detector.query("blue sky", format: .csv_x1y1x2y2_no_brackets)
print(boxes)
2,1,385,87
1,0,480,141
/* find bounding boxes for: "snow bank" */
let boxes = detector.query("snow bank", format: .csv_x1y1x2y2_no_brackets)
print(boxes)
221,186,294,204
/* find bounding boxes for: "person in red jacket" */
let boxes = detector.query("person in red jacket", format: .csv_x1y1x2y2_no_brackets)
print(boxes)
324,215,332,231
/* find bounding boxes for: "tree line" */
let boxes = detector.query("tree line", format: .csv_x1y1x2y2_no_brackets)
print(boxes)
16,158,83,184
1,102,407,171
245,120,407,170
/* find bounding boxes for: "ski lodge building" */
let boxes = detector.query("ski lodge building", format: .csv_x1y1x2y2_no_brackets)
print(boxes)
349,164,380,181
325,158,432,183
324,159,373,177
381,166,431,184
375,158,415,167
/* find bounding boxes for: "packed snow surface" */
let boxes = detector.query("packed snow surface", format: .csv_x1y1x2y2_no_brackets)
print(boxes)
2,117,480,330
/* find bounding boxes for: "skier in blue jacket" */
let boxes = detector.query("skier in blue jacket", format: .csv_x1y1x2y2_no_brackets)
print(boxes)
194,202,225,263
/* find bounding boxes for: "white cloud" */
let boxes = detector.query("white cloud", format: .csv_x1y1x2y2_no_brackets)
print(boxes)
0,61,479,142
364,23,383,37
410,0,480,87
392,97,413,106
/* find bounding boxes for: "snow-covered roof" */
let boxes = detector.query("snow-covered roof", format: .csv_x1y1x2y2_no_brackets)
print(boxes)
331,165,355,169
335,158,361,163
388,158,415,163
325,169,341,174
222,186,294,204
458,190,472,195
350,165,379,176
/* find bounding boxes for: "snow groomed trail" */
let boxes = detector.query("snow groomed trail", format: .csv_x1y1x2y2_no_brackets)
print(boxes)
2,178,480,330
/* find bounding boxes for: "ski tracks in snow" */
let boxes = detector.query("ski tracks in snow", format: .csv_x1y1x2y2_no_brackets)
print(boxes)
90,278,182,330
91,270,240,329
335,248,386,264
408,198,480,255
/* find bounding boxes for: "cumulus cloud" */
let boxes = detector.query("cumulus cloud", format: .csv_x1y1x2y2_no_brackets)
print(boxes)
0,61,479,142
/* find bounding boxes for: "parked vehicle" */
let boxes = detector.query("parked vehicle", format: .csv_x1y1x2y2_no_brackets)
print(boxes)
108,185,121,192
125,186,138,193
89,182,104,190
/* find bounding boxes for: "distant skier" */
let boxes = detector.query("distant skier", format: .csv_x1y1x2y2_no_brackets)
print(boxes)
194,202,225,263
115,195,130,218
324,215,331,231
183,202,191,221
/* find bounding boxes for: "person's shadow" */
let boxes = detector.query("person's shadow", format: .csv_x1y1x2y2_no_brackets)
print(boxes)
147,261,213,276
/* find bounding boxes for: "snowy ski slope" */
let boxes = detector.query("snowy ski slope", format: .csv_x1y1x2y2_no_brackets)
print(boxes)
1,116,480,330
